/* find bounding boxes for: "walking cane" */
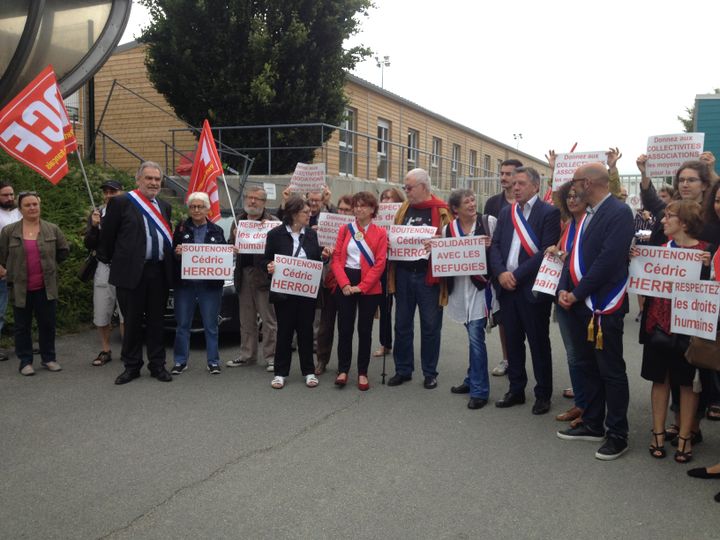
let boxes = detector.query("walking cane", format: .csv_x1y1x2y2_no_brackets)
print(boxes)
381,270,390,384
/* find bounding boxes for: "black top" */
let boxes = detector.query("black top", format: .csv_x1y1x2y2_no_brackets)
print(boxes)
262,225,323,303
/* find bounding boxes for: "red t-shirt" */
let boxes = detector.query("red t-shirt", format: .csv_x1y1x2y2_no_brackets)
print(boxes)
24,239,44,291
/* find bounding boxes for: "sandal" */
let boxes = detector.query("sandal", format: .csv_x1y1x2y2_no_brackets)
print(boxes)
674,435,693,464
271,375,285,389
665,423,680,443
562,387,574,399
649,430,666,459
373,347,390,357
305,374,319,388
707,404,720,422
92,351,112,366
672,429,702,447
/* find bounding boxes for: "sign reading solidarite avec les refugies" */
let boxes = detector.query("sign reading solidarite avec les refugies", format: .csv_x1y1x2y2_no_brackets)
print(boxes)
288,162,326,193
234,220,282,253
181,243,234,280
271,255,323,299
316,212,354,247
645,133,704,178
532,253,564,296
628,245,704,299
429,236,487,277
375,202,402,229
552,151,607,191
671,280,720,340
388,225,438,261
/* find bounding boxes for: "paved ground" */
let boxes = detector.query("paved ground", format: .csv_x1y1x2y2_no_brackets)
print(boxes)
2,301,720,539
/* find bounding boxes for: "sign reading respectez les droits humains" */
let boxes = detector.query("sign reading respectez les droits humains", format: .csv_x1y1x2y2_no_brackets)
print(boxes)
234,220,282,254
670,280,720,340
532,252,564,296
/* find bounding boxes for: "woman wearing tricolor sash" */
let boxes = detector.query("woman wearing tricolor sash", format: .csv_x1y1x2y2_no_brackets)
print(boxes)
443,189,498,410
330,192,387,391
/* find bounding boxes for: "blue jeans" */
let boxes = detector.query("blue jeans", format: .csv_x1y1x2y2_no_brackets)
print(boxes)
556,305,586,409
393,267,443,378
464,318,489,399
173,283,222,366
0,278,7,335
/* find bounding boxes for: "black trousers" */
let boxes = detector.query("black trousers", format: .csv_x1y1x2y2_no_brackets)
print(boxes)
116,262,168,373
14,288,56,368
335,268,381,376
274,295,316,377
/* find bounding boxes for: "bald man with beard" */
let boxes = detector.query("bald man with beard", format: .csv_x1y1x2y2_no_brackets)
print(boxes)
556,162,635,460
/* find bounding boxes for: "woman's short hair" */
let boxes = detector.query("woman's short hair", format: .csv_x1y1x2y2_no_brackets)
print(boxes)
18,191,40,207
352,191,379,218
187,191,210,209
282,194,309,225
447,188,475,215
380,187,405,203
673,161,711,198
665,199,704,238
337,194,353,208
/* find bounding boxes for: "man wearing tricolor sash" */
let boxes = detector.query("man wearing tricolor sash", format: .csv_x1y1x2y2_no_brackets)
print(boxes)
489,166,560,414
98,162,175,385
556,162,634,461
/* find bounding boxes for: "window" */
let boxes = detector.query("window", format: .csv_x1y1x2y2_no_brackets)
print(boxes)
339,108,356,176
469,150,477,177
451,144,461,188
483,154,491,176
431,137,442,182
377,119,391,182
496,159,503,176
407,129,419,172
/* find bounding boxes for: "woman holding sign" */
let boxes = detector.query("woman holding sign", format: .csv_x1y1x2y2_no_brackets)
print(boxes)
331,192,387,391
264,195,328,389
171,192,227,375
635,200,712,463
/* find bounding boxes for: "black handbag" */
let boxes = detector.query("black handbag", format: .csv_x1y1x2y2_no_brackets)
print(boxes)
78,251,98,282
649,325,690,351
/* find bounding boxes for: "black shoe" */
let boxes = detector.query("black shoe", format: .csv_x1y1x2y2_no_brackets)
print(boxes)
495,392,526,408
171,364,186,375
150,369,172,382
556,424,605,442
451,383,470,394
423,376,438,389
207,363,221,375
595,437,628,461
532,398,551,415
115,369,140,385
387,373,412,386
688,467,720,479
467,397,488,410
715,491,720,503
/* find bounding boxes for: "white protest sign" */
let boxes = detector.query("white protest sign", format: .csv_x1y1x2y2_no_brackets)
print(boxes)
375,202,402,229
271,254,323,298
627,194,641,211
645,133,704,178
180,243,234,280
671,280,720,340
388,225,437,261
263,182,277,200
234,220,282,253
552,151,607,191
429,236,487,277
316,212,355,247
532,253,564,296
628,245,704,299
288,162,326,192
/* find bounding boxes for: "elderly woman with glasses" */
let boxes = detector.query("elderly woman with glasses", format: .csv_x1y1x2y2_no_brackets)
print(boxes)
0,192,69,376
170,192,227,375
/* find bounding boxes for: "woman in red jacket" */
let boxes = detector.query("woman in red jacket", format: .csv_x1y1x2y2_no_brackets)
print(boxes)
331,192,388,390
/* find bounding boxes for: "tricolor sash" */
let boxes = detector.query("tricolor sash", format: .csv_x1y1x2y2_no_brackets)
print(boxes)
510,202,539,257
559,218,576,253
128,190,173,248
448,218,493,322
348,222,374,267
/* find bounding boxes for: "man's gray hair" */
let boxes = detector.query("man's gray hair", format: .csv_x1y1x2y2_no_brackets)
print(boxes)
136,161,163,179
245,186,267,198
407,168,431,188
514,166,541,186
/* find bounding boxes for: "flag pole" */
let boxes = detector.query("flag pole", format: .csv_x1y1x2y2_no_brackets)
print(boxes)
75,148,96,210
220,172,236,224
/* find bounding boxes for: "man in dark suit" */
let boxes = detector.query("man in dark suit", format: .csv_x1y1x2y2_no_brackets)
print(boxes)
489,166,560,414
556,162,634,461
97,161,174,384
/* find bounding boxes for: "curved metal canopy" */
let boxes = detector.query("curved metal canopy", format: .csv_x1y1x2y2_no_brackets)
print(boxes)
0,0,132,107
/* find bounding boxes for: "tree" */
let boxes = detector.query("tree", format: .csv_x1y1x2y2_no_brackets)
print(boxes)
678,88,719,132
139,0,371,174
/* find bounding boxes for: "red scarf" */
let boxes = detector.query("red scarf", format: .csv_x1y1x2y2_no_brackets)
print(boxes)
410,195,449,285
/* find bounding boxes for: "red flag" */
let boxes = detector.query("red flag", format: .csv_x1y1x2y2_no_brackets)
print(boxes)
0,65,76,184
187,120,222,223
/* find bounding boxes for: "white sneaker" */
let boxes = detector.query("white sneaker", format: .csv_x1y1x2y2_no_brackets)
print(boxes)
266,362,275,372
491,359,508,376
271,375,285,389
226,358,253,368
42,361,62,372
20,364,35,376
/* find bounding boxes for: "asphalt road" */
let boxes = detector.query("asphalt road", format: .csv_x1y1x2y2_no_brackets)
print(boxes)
2,301,720,539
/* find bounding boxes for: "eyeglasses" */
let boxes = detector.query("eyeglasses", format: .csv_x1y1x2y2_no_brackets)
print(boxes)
678,177,701,184
244,195,266,202
188,205,207,210
403,184,417,192
664,212,678,219
570,177,587,183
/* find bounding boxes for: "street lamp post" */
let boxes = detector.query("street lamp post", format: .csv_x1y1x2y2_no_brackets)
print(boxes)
375,55,390,88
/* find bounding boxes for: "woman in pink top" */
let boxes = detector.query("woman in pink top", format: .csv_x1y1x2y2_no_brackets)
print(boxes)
0,192,69,376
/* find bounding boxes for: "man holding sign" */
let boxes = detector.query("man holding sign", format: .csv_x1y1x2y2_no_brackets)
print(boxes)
489,167,560,414
557,163,635,461
387,168,452,389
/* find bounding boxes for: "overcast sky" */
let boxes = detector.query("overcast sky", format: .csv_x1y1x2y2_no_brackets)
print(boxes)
122,0,720,174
